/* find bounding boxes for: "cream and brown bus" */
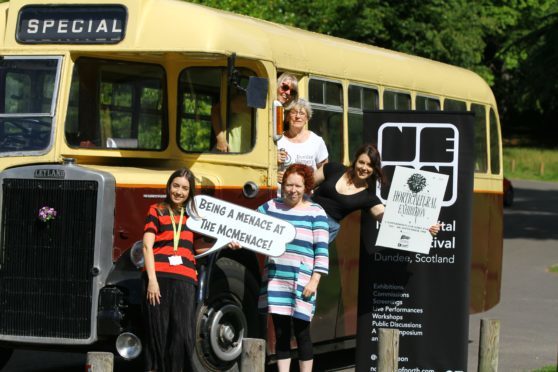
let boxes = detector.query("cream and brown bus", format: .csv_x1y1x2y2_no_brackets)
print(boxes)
0,0,503,370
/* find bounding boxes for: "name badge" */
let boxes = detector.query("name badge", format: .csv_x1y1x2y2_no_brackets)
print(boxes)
168,255,183,266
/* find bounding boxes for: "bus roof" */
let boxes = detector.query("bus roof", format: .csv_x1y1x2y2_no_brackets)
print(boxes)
2,0,496,104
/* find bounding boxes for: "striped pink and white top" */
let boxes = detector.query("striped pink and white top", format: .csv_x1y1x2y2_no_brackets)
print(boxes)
257,198,329,322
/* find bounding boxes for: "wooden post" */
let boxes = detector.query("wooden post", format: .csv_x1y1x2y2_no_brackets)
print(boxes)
540,161,545,176
240,338,266,372
378,328,399,372
477,318,500,372
511,159,516,172
85,352,113,372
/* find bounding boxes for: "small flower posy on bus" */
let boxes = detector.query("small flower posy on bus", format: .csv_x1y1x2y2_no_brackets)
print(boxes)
37,206,57,222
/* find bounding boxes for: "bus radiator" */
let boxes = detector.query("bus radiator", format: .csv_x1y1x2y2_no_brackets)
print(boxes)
0,178,98,340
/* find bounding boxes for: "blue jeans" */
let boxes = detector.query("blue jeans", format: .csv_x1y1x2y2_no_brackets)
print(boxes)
327,215,341,243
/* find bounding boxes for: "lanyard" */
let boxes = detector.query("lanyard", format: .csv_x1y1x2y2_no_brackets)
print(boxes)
168,207,184,253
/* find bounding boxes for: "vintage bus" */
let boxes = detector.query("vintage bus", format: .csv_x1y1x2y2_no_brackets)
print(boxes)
0,0,503,370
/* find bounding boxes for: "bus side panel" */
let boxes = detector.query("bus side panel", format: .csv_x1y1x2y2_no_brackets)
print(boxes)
331,193,504,338
333,211,362,338
310,228,342,342
470,191,503,313
114,187,166,261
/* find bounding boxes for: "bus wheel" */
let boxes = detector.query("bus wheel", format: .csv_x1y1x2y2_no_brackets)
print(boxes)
0,347,13,370
504,184,514,207
193,257,261,372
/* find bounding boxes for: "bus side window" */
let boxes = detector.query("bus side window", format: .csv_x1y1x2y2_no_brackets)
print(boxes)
178,67,220,152
178,67,255,153
308,78,343,162
65,58,166,150
416,96,440,111
223,71,256,153
383,90,411,110
348,84,379,159
443,98,467,111
471,103,488,173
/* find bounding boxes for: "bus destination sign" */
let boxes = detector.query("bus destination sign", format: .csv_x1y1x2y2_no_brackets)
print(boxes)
17,5,127,44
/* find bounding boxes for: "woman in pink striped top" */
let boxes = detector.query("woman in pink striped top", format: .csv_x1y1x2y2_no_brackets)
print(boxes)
257,164,329,372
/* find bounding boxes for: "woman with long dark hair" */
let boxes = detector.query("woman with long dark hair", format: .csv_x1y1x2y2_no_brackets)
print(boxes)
142,168,207,372
313,143,439,242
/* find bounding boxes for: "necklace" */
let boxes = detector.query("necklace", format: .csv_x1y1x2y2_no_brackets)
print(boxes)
168,207,184,253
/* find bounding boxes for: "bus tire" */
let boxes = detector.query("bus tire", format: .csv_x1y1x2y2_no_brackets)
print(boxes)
0,347,13,370
504,184,514,207
193,257,261,372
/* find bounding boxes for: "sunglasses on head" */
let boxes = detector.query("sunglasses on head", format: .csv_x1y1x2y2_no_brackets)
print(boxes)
280,83,297,95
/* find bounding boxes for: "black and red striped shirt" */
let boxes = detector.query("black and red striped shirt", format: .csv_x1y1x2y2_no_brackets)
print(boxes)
144,204,198,284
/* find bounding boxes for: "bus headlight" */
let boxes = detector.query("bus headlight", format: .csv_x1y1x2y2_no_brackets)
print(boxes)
115,332,142,360
129,241,144,269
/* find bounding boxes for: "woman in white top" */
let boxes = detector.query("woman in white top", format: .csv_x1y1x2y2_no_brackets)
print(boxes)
277,99,328,190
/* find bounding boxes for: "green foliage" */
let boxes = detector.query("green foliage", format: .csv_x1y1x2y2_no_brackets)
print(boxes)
188,0,504,82
179,95,213,151
504,147,558,182
376,1,496,83
138,115,163,149
531,366,557,372
180,119,211,151
187,0,558,144
501,3,558,113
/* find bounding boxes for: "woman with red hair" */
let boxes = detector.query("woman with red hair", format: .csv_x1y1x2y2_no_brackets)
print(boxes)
257,163,329,372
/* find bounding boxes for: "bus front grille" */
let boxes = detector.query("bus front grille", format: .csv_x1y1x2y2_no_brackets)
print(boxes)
0,178,98,340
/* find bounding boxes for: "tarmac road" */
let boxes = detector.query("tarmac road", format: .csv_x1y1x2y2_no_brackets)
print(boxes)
467,179,558,372
2,179,557,372
308,179,558,371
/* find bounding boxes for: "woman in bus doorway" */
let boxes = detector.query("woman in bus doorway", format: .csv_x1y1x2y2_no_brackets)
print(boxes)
141,168,210,372
312,143,440,242
258,164,329,372
212,72,298,152
277,99,329,193
277,72,298,109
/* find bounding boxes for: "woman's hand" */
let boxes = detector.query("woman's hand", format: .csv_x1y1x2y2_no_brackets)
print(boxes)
302,274,321,299
214,138,229,152
277,149,288,183
429,223,441,237
227,241,242,250
277,170,285,184
278,149,288,164
370,204,385,222
147,279,161,306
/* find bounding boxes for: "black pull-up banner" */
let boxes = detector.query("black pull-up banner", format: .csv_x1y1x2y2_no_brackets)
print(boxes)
356,111,475,372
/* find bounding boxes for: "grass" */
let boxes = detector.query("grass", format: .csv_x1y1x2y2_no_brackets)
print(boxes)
532,366,557,372
503,147,558,182
548,264,558,274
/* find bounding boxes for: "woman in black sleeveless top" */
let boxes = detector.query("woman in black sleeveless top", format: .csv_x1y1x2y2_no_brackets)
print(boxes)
313,144,439,242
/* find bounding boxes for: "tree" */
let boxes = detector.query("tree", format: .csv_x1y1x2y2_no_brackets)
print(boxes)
491,0,558,143
188,0,558,144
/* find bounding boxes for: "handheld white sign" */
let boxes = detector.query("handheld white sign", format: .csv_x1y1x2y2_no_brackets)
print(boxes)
376,166,448,254
187,195,295,258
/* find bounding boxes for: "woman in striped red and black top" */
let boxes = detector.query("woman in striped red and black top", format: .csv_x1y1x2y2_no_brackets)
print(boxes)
142,168,209,372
